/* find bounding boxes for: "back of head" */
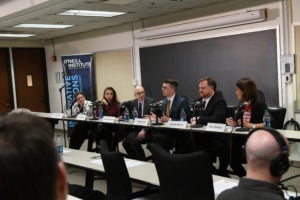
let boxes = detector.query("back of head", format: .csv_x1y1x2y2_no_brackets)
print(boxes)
246,128,289,179
0,112,58,200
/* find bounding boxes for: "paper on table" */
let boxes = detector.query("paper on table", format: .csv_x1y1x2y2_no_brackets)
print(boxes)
89,158,145,168
90,159,103,165
124,159,145,168
213,179,238,196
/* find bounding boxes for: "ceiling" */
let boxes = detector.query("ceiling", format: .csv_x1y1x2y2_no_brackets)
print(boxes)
0,0,282,41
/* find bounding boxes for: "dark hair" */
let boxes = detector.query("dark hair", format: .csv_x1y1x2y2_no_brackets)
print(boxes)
199,76,217,91
236,78,258,101
163,79,179,89
0,112,58,200
74,91,85,99
103,86,119,105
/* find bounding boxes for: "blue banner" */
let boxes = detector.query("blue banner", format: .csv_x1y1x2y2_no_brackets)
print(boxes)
61,53,96,135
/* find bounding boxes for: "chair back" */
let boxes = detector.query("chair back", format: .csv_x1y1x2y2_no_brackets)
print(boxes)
283,118,300,130
268,107,286,129
147,143,214,200
101,151,132,200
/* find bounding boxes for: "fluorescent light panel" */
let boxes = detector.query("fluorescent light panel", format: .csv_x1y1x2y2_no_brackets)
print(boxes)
14,24,74,29
58,9,125,17
0,33,35,38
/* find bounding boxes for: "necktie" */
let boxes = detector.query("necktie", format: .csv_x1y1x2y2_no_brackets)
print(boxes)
202,100,206,110
138,102,142,118
166,100,171,117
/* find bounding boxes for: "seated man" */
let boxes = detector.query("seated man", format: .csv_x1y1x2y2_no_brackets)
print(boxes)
191,76,228,176
150,79,194,154
217,128,290,200
0,111,67,200
122,85,154,160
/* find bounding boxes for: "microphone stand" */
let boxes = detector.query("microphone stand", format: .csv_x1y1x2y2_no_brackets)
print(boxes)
192,104,203,128
59,84,67,147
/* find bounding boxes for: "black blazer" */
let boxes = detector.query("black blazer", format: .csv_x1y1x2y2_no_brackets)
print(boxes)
162,94,191,121
196,92,227,125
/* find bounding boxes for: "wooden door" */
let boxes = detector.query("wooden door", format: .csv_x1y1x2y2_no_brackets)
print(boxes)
12,48,49,112
0,48,13,114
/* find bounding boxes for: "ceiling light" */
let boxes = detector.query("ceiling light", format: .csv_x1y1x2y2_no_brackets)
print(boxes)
57,9,125,17
0,33,35,38
14,24,74,29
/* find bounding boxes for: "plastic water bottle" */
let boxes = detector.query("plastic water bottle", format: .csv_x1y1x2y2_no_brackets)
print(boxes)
180,108,186,121
99,105,104,118
124,107,130,122
263,109,271,128
56,134,63,155
132,106,138,120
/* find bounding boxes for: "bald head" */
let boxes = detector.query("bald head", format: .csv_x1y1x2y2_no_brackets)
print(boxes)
134,85,145,102
246,129,289,181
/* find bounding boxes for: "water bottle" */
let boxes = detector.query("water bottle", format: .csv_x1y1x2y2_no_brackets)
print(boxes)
263,109,271,128
56,134,63,155
132,106,138,120
99,105,104,118
180,107,186,121
124,107,130,122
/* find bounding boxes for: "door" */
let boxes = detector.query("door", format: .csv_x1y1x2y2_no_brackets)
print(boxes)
12,48,49,112
0,48,13,114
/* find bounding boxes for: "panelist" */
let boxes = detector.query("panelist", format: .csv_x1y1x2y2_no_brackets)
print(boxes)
0,111,67,200
151,78,194,154
122,85,154,160
226,78,268,177
217,128,290,200
191,76,228,177
94,86,121,151
69,92,92,149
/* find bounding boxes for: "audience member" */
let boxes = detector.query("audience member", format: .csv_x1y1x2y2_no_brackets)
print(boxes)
191,76,228,176
217,128,289,200
226,77,268,177
122,85,154,160
94,86,121,151
0,112,67,200
69,91,92,149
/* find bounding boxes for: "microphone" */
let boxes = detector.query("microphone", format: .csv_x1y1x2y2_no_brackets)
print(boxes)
150,100,164,107
59,84,66,92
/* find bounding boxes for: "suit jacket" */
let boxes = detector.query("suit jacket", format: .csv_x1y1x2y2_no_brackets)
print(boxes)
130,96,154,118
162,94,191,121
196,92,227,125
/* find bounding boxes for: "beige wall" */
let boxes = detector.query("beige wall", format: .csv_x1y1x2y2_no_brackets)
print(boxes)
94,49,134,102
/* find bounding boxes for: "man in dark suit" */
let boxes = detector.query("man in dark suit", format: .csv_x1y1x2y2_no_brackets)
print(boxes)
152,78,194,154
122,85,154,160
191,76,229,177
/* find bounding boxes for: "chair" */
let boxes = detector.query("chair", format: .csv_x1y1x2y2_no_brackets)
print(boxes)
283,118,300,130
268,107,286,129
101,144,159,200
147,143,215,200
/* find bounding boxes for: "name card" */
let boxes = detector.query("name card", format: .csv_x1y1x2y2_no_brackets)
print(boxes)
206,123,226,132
133,118,149,126
102,116,116,123
52,113,63,118
168,121,187,129
76,114,87,120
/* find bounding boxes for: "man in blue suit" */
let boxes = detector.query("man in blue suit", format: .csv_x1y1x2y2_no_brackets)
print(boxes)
151,78,194,154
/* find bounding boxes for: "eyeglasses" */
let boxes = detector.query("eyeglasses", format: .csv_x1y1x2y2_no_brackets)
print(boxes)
136,91,145,95
162,86,170,90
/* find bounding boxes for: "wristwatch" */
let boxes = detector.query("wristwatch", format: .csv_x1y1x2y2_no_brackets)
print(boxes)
252,124,256,129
